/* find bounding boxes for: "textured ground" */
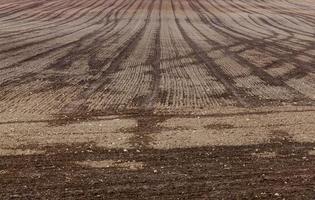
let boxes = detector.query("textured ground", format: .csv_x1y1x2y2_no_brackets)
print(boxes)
0,0,315,199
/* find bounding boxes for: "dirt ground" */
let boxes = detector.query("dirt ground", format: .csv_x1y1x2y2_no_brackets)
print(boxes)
0,0,315,199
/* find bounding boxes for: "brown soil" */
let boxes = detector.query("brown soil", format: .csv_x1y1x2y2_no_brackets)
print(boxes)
0,0,315,199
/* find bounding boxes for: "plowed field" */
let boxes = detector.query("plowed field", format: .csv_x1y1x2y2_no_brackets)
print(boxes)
0,0,314,199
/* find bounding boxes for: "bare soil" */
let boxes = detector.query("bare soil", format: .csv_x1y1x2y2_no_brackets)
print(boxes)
0,0,314,199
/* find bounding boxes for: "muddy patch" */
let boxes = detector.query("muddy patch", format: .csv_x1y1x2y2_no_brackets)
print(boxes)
204,123,235,130
270,129,292,143
122,115,170,149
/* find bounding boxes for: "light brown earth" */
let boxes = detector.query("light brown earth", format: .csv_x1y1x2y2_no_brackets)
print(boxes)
0,0,314,199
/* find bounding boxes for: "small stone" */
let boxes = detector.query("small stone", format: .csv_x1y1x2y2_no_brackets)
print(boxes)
275,193,280,196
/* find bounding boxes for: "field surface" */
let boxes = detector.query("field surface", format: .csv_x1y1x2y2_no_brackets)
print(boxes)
0,0,315,199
